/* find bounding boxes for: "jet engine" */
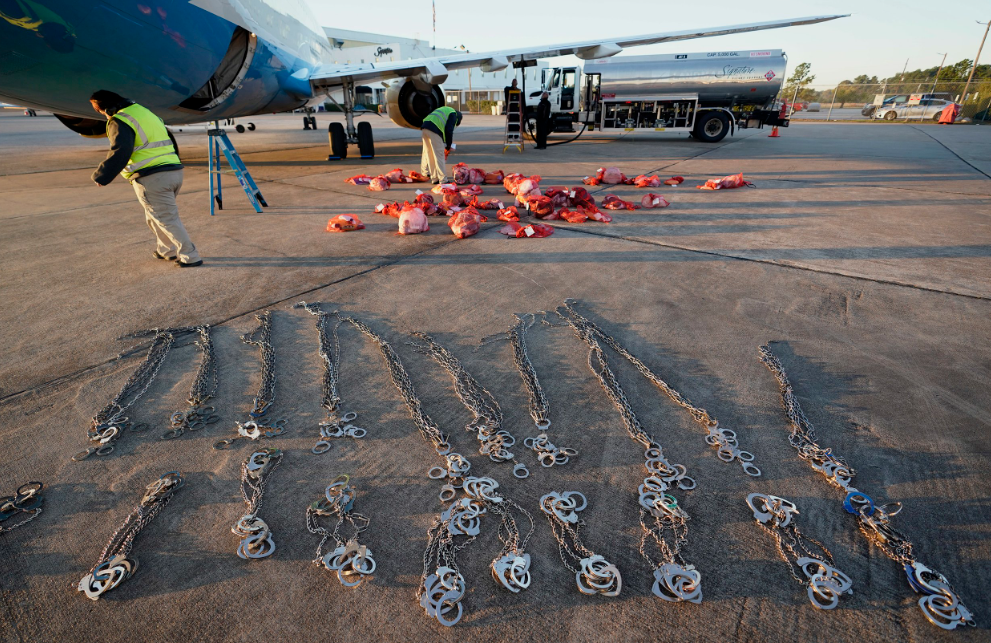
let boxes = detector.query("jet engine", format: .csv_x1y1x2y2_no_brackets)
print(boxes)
385,80,445,129
53,114,108,138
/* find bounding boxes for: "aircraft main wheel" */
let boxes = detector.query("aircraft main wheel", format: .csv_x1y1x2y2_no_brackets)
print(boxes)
328,122,347,160
694,111,728,142
309,116,317,129
235,124,245,133
357,121,374,159
247,122,256,131
303,116,312,130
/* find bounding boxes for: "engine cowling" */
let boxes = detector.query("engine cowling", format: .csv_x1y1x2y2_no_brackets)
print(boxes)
54,114,108,138
385,80,445,129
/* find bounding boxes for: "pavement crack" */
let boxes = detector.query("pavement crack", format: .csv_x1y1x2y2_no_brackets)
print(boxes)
909,125,991,181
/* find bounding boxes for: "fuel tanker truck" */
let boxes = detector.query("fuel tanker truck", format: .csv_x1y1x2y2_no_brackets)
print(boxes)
524,49,790,142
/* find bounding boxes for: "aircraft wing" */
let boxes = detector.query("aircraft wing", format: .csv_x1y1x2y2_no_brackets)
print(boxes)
307,14,847,90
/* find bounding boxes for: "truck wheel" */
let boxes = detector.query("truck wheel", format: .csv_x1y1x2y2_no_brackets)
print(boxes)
328,122,347,160
235,124,245,133
247,122,256,131
357,121,374,159
694,112,728,142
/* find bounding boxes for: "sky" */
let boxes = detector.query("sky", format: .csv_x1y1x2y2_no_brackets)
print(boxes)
313,1,989,86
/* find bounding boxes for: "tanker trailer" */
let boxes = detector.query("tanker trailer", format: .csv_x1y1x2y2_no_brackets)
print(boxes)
524,50,789,142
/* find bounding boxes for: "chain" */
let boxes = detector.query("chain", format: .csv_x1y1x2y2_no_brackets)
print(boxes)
74,328,191,461
339,314,472,502
214,311,287,450
507,313,577,467
560,300,760,477
307,474,375,587
233,447,282,559
746,493,852,610
539,491,621,596
161,325,221,440
418,477,533,626
77,472,183,600
0,482,44,534
410,332,529,479
294,302,367,455
759,343,975,629
558,308,701,603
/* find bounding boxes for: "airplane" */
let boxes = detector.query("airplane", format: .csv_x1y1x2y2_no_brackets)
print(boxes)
0,1,847,159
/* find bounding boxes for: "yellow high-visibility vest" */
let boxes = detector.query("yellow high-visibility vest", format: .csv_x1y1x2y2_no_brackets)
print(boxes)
111,104,180,180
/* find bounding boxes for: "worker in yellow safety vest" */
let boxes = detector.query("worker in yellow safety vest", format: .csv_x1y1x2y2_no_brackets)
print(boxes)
420,105,463,184
90,90,202,267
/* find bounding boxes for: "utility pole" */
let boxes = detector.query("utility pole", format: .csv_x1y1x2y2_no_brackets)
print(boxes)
922,53,947,121
961,19,990,107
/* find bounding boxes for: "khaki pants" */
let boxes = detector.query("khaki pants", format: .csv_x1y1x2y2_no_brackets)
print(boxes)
420,129,447,182
131,169,201,263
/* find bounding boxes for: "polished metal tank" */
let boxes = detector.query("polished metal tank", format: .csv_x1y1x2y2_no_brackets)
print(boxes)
585,50,787,107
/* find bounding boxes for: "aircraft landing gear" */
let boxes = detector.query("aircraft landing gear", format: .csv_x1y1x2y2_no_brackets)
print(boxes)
302,107,317,130
225,118,255,133
327,79,375,161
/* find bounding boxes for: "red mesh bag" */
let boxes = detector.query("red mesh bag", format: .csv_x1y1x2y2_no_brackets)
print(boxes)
448,209,486,239
503,173,525,193
432,182,457,194
634,175,661,188
526,195,554,218
368,176,391,191
398,204,429,235
484,170,505,184
408,170,430,182
559,208,587,223
697,173,753,190
442,190,464,207
516,223,554,238
512,176,541,197
569,187,595,209
326,214,365,232
374,201,402,218
467,196,504,210
453,163,471,185
460,184,484,197
581,206,612,222
498,222,523,236
468,168,486,184
601,195,639,210
641,194,669,209
346,174,374,186
601,167,625,185
544,188,570,209
664,176,684,186
414,192,434,205
415,193,443,216
497,206,519,222
384,169,411,183
583,176,601,186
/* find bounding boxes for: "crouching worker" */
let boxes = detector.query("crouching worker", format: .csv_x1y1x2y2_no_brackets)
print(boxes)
89,89,202,267
420,106,462,184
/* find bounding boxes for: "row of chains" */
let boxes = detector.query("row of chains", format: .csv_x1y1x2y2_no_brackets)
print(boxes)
557,305,701,603
759,343,974,630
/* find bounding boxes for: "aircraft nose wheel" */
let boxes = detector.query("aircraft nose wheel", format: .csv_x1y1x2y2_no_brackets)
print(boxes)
303,115,317,130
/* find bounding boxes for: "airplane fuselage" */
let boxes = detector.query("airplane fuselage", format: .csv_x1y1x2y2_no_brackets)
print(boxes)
0,0,328,123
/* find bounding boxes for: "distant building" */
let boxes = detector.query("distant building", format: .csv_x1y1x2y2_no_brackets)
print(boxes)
323,28,546,111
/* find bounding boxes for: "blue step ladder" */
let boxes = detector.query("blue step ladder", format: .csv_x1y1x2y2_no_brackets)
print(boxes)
207,122,267,215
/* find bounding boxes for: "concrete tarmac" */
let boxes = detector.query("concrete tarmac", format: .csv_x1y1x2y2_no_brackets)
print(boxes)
0,111,989,642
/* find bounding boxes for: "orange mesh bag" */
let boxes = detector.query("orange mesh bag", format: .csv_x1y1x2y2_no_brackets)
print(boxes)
559,208,588,223
580,206,612,222
448,209,486,239
498,221,523,236
634,175,661,188
384,169,411,183
468,168,486,184
663,176,684,186
432,182,457,194
484,170,505,184
345,174,374,186
374,201,402,218
503,173,525,194
497,206,519,222
453,163,471,185
460,184,484,197
516,223,554,238
641,194,669,209
525,195,554,218
326,214,365,232
569,187,596,209
408,170,430,182
544,187,570,209
601,195,639,210
601,167,626,185
697,173,753,190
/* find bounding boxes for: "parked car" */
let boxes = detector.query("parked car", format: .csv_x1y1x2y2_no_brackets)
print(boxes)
874,98,955,122
806,102,820,112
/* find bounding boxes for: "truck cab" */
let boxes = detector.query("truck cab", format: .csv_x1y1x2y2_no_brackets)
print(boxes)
524,66,584,132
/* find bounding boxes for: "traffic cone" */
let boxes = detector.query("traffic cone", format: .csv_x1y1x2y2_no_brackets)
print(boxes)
768,126,780,138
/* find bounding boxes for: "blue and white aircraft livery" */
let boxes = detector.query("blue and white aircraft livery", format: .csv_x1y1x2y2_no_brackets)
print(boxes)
0,0,845,140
